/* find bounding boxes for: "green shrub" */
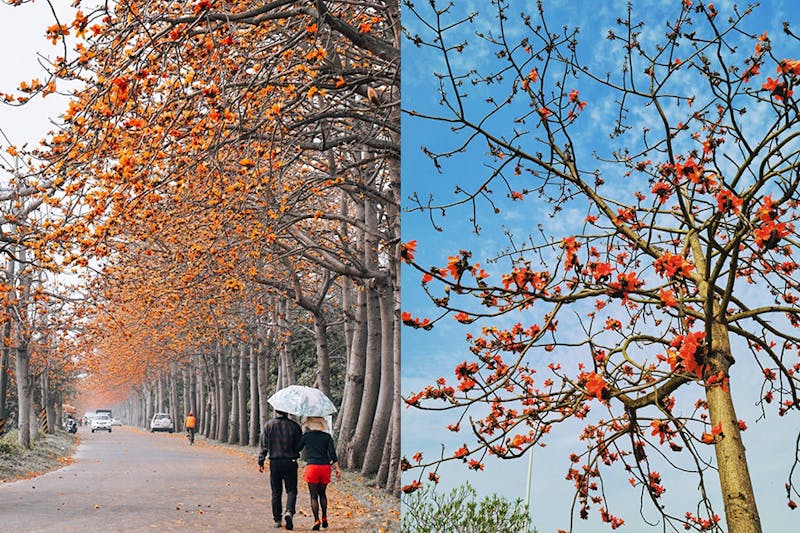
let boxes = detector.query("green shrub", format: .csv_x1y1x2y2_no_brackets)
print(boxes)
0,430,23,455
402,481,536,533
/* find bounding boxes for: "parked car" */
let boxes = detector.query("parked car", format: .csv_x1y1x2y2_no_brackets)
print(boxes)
150,413,174,433
111,417,122,426
91,414,112,433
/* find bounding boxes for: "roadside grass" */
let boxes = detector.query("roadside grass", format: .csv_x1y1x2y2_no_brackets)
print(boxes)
0,429,78,482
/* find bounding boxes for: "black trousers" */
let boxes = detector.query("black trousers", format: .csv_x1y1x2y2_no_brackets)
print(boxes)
269,458,298,520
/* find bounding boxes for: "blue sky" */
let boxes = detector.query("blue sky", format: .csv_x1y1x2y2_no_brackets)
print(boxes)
401,0,800,531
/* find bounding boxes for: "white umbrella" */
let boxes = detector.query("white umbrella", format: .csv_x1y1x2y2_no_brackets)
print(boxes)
267,385,337,417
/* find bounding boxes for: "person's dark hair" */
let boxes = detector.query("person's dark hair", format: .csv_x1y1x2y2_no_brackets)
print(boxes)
276,410,288,417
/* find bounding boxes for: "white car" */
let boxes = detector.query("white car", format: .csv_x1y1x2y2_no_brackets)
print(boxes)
91,414,112,433
150,413,174,433
111,417,122,426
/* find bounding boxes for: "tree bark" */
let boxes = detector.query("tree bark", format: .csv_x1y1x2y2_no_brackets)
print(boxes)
238,344,248,445
346,285,381,469
144,385,153,430
313,311,331,396
229,346,240,444
258,339,270,429
182,365,192,424
277,300,295,390
361,277,394,477
707,321,762,533
15,341,32,448
217,344,230,442
42,369,56,435
0,317,10,430
249,343,259,446
336,286,367,466
169,366,179,431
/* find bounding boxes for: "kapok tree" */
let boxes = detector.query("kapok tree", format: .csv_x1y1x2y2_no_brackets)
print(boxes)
402,2,800,532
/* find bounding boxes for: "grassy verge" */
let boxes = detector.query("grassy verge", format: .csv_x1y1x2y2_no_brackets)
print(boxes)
0,429,78,482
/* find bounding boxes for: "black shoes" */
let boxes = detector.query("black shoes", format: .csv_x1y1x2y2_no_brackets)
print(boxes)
284,513,294,530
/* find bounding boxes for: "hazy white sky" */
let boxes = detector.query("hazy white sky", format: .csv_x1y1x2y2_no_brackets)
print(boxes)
0,2,76,164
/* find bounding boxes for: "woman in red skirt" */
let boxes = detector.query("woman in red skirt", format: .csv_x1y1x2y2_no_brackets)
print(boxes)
301,417,341,530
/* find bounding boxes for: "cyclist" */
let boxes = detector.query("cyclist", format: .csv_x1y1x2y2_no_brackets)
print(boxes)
185,411,197,444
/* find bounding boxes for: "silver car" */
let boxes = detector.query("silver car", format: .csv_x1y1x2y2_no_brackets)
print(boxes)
150,413,174,433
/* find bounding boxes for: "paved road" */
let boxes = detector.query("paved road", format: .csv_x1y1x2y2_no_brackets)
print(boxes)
0,426,292,532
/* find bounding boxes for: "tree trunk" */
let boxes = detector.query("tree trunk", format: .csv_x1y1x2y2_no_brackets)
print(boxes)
277,300,295,390
169,366,179,431
182,365,192,422
249,343,259,446
361,278,395,477
258,339,270,428
229,347,240,444
387,278,402,495
217,345,230,442
0,318,10,430
336,287,367,466
0,257,15,433
313,312,331,396
15,341,32,448
42,370,56,435
238,344,248,445
707,321,762,533
156,378,165,413
197,356,206,435
347,286,382,469
144,385,153,430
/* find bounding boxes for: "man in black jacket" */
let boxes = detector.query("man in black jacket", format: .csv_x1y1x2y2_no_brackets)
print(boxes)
258,410,303,530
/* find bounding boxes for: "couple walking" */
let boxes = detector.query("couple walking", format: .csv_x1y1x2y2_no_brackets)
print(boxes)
258,411,341,530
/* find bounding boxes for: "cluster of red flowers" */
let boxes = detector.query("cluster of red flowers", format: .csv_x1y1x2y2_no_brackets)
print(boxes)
663,331,707,378
654,252,695,279
753,195,791,250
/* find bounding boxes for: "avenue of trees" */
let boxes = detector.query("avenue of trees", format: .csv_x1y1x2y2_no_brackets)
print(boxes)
0,0,400,493
402,1,800,531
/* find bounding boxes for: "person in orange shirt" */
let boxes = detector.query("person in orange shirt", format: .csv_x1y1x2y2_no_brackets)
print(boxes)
185,411,197,445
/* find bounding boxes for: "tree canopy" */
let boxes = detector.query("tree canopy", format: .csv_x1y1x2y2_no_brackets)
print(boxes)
402,1,800,531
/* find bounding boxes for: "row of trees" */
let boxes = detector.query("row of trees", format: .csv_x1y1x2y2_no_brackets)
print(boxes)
0,0,400,492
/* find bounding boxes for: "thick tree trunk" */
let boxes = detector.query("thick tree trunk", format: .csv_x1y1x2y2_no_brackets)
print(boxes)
707,322,762,533
336,287,367,466
238,344,248,445
388,257,402,495
347,287,381,469
182,365,192,422
258,339,270,429
249,343,260,446
144,385,153,429
169,366,179,431
0,259,15,432
229,347,240,444
15,342,32,448
156,378,165,413
42,370,56,435
277,300,295,390
217,345,230,442
0,319,10,429
314,312,331,396
361,278,395,477
206,354,217,438
197,356,206,435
